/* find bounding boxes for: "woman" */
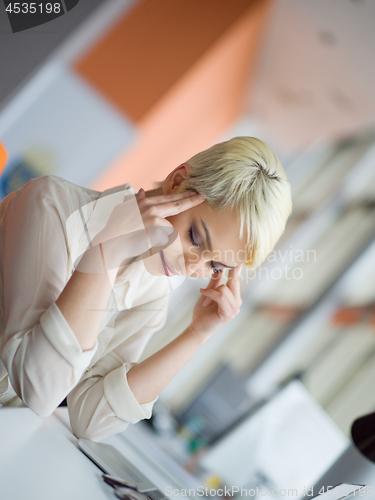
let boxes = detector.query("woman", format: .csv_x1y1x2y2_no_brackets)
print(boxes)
0,137,292,441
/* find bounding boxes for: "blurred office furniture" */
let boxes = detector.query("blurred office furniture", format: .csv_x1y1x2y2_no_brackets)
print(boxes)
176,364,253,447
200,380,348,499
310,444,375,497
156,127,375,443
351,411,375,464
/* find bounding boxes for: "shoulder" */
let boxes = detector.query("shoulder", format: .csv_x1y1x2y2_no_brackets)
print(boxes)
25,175,101,206
9,175,103,217
0,176,102,236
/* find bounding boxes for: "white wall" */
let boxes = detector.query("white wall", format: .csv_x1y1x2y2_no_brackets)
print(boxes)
246,0,375,152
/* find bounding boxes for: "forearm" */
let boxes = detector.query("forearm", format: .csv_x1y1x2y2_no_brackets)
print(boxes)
56,246,114,351
56,231,151,351
126,265,242,405
126,326,209,405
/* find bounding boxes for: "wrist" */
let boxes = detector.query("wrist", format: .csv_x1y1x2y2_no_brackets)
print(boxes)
187,323,215,344
76,244,106,274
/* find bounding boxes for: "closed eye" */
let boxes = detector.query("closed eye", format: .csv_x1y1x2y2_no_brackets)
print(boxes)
189,227,225,274
188,227,202,248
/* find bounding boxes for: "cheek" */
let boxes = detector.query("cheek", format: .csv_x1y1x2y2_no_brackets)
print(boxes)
167,214,191,257
189,266,213,279
167,212,211,276
181,235,200,264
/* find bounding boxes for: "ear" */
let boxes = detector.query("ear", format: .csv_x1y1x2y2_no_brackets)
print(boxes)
162,163,191,194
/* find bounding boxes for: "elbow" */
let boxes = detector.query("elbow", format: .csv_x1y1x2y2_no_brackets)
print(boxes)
33,406,56,418
68,403,129,442
73,428,101,442
5,371,59,416
27,398,58,418
71,422,129,442
69,417,104,442
22,389,60,418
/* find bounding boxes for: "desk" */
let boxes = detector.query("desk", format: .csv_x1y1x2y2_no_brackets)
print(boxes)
0,408,198,500
0,408,113,500
2,407,375,500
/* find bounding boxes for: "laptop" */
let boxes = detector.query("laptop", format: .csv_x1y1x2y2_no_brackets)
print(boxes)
78,439,168,500
308,443,375,496
308,484,365,500
78,424,201,500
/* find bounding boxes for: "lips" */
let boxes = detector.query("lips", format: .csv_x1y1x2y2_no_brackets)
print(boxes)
160,251,178,277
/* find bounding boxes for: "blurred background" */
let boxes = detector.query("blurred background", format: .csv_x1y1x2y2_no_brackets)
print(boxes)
1,0,375,493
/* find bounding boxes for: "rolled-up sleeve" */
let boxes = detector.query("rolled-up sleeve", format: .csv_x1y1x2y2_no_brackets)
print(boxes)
103,364,156,422
67,296,168,442
0,176,98,416
40,303,97,370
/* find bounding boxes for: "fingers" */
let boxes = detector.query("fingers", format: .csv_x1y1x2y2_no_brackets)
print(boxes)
202,270,225,306
202,266,242,309
139,192,205,216
226,265,242,303
158,194,206,217
206,270,225,289
199,285,240,320
139,190,198,205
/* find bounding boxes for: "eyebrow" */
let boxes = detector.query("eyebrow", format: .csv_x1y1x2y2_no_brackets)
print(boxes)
200,217,236,269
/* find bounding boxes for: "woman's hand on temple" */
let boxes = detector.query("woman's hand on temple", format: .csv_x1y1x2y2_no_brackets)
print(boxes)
190,265,242,338
82,189,205,273
135,188,205,246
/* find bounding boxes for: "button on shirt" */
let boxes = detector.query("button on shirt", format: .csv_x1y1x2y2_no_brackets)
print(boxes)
0,176,171,441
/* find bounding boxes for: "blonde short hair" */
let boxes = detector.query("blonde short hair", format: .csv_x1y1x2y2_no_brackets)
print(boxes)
183,137,292,268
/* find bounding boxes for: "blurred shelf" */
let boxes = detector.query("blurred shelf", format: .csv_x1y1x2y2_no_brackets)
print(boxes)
162,127,375,438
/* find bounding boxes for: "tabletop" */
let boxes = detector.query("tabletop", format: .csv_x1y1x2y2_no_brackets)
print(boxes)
0,406,200,500
0,407,120,500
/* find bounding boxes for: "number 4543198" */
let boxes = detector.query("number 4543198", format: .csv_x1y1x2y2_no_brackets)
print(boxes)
6,3,62,14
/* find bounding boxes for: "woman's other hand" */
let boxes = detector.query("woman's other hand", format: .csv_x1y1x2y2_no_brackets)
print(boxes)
190,265,242,338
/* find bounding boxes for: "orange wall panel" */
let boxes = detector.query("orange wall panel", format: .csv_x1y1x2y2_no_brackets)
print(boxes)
0,141,8,175
73,0,271,190
75,0,258,123
90,0,271,191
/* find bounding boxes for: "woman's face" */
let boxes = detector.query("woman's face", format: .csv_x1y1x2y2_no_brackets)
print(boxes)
142,163,246,278
165,201,246,277
144,163,245,278
143,201,246,278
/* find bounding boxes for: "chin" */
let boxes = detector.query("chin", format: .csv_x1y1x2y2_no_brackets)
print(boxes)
142,254,164,276
142,252,183,277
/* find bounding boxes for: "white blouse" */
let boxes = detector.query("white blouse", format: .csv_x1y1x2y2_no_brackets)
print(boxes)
0,175,172,441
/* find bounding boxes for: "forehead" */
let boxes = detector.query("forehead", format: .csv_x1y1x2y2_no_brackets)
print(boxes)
193,202,246,265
